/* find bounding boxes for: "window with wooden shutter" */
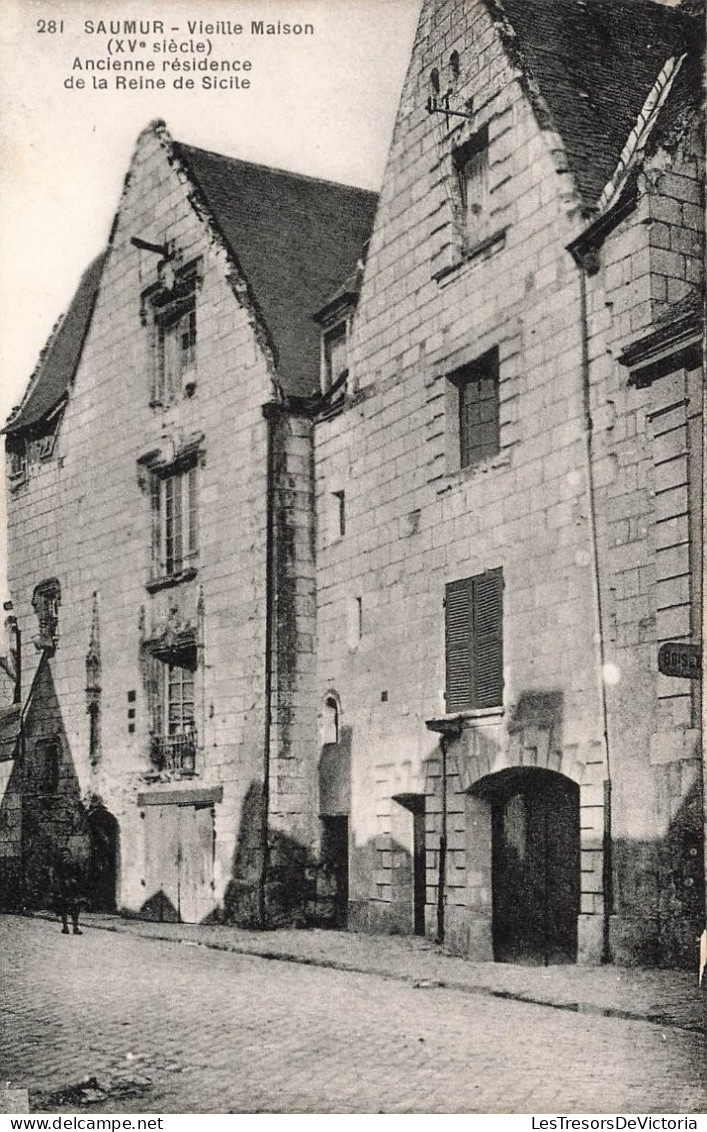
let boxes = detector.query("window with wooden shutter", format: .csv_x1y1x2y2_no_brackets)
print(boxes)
445,568,503,711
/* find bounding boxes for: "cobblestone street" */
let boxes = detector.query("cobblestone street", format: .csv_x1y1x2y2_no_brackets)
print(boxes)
1,915,704,1114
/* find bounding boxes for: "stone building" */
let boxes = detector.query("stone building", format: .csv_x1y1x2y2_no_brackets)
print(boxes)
2,0,704,967
313,0,704,967
0,120,377,924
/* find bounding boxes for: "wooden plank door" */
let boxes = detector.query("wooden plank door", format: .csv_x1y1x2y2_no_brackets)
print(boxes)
492,774,579,964
177,803,214,924
142,805,180,923
413,809,427,936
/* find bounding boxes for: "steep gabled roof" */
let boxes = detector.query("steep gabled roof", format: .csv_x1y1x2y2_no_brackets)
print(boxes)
174,142,378,397
485,0,699,210
6,138,379,433
5,254,106,434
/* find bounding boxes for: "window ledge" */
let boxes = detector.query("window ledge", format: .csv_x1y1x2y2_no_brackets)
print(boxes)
426,707,504,734
433,227,508,285
437,451,512,494
146,566,198,593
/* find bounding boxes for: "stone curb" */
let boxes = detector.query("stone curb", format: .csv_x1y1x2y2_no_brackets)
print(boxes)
21,911,702,1034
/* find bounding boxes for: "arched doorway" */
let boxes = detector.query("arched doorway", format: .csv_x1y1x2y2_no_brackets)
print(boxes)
476,768,580,965
87,805,119,912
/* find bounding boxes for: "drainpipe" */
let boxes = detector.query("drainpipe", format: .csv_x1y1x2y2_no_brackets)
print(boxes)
574,257,614,964
436,734,448,944
11,621,21,706
259,403,277,929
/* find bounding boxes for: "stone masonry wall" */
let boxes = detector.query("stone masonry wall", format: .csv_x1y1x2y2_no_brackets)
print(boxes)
315,0,608,961
4,122,315,923
584,121,704,966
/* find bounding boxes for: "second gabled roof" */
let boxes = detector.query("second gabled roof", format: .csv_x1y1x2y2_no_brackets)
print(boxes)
6,131,379,433
174,142,379,398
5,254,106,435
487,0,699,210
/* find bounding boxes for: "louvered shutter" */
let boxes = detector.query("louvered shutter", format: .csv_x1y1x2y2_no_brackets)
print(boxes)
471,568,503,708
445,578,473,711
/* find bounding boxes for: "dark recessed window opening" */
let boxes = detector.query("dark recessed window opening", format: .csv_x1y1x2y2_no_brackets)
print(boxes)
323,323,348,393
333,490,346,538
451,348,500,468
32,578,61,651
454,127,489,245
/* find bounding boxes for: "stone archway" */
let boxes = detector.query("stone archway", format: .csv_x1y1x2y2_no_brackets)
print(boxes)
471,767,580,965
87,805,119,912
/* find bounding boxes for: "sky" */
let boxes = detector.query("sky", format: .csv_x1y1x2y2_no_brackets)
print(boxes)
0,0,422,606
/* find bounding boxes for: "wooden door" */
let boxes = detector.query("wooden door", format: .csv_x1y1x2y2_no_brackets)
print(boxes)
142,805,180,922
87,806,119,912
321,815,349,928
413,809,427,936
492,772,579,964
177,804,214,924
142,803,215,924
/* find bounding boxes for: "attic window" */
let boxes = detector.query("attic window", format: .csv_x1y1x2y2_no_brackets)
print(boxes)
454,128,490,249
150,262,200,406
322,322,348,395
6,437,27,490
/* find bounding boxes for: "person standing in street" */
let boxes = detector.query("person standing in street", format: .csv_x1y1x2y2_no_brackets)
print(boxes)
52,848,85,935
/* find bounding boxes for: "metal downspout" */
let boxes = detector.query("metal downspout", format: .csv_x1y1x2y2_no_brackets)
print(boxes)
436,735,448,944
576,263,614,963
259,403,277,929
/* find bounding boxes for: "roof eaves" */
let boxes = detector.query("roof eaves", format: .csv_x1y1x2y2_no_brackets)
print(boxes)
478,0,592,214
4,253,107,435
166,133,281,389
618,295,703,385
597,53,687,215
567,171,640,269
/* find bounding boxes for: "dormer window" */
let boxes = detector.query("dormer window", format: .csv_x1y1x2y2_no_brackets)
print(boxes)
6,437,27,490
322,322,348,394
149,261,200,405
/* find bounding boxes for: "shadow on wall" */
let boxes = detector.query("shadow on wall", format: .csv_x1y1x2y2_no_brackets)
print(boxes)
612,776,705,969
219,780,346,929
348,834,418,936
0,658,118,913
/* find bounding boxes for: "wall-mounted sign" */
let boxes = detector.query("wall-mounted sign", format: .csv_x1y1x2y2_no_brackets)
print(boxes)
657,642,702,680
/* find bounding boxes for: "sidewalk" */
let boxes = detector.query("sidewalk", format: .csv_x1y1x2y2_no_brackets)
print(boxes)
29,909,704,1033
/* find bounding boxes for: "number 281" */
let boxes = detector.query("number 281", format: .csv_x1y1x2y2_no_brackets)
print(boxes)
37,20,64,32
